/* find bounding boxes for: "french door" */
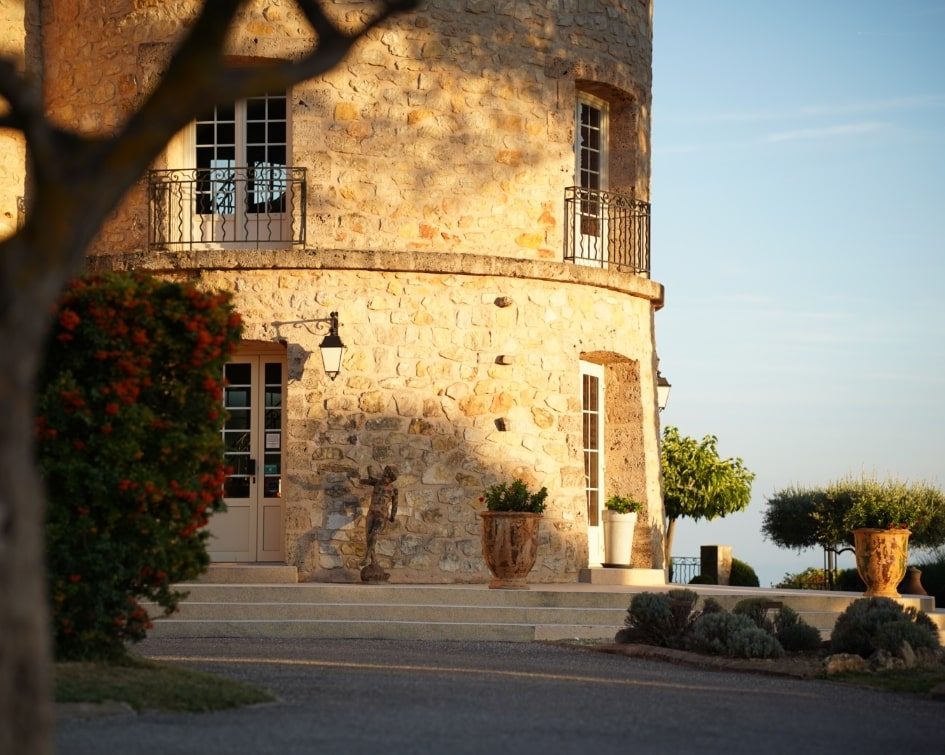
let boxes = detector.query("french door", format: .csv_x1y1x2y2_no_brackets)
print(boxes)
208,353,286,561
582,361,605,567
193,91,291,246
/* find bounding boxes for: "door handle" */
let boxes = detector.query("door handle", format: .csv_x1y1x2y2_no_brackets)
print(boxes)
249,458,257,482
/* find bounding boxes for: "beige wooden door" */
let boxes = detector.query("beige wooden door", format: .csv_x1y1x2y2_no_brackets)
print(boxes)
208,353,286,562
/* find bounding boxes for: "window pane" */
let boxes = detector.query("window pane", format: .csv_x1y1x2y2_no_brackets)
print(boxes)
246,145,266,167
225,387,251,408
196,146,215,170
225,477,250,498
227,454,252,476
263,477,281,498
268,121,286,144
227,408,251,430
217,103,235,121
268,96,287,120
217,121,235,146
265,363,282,384
246,98,267,120
247,121,266,145
196,123,215,146
224,431,250,452
225,363,252,384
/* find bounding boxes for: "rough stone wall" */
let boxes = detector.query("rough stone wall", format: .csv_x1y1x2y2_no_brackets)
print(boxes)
0,0,27,240
97,249,663,583
36,0,652,260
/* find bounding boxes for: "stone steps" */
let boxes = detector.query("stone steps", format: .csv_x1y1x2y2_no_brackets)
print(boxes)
147,578,945,643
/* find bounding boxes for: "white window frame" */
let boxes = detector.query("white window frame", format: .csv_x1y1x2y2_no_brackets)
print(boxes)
573,93,610,266
581,360,606,567
183,91,293,247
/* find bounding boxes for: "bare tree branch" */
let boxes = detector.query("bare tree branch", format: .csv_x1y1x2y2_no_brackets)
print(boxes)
220,0,420,100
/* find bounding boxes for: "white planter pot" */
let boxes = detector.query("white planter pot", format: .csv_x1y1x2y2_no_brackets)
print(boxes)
602,510,637,567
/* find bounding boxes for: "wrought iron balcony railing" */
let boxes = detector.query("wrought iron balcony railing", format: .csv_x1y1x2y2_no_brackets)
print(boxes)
564,186,650,275
669,556,701,584
148,166,306,250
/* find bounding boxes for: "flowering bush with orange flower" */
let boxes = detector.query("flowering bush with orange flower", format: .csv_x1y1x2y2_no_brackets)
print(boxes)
36,273,241,660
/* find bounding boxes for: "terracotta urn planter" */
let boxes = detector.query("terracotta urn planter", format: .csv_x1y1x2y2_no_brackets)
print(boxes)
479,511,541,589
853,527,910,598
602,510,637,567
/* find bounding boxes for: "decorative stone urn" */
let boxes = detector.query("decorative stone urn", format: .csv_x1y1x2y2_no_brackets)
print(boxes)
853,528,911,598
479,511,541,589
602,510,637,567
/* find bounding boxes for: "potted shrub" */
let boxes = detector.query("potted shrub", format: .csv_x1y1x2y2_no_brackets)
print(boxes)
479,479,548,589
602,495,642,567
836,478,930,598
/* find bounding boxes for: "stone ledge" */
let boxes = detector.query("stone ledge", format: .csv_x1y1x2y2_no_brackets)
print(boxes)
578,567,666,586
86,248,665,308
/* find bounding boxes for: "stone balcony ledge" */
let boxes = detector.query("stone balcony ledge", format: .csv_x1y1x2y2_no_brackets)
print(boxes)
87,248,664,309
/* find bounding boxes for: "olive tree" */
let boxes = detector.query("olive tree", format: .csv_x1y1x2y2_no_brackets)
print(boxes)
0,2,418,752
763,477,945,552
660,426,755,566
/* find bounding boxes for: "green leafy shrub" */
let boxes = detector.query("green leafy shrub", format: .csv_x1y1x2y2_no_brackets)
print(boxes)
701,597,725,615
686,612,784,659
732,599,823,652
732,598,775,634
616,589,699,647
873,620,939,655
39,273,241,660
604,495,642,514
728,627,785,660
729,557,760,587
775,567,828,590
688,574,716,585
830,597,940,658
775,606,823,652
481,479,548,513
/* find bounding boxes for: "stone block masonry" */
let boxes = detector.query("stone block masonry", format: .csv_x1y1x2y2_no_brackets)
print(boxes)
97,248,665,583
33,0,652,260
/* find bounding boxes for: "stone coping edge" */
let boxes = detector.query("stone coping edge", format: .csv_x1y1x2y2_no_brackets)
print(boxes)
87,249,665,308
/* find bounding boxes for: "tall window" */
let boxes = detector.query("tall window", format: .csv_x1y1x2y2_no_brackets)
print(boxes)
576,93,608,196
573,93,610,260
581,360,606,565
582,362,604,527
195,92,288,218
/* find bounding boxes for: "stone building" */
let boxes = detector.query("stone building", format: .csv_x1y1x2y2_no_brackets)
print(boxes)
1,0,667,584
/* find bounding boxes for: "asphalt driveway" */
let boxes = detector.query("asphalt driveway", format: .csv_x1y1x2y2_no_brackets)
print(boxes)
56,638,943,754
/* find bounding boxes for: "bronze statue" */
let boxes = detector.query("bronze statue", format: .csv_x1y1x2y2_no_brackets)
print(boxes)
354,465,398,582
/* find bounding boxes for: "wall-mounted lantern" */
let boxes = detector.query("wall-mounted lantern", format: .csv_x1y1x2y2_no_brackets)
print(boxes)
656,371,671,412
318,311,345,381
272,311,346,381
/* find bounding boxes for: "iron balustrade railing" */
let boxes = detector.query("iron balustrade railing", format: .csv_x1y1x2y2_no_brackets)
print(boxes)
564,186,650,275
669,556,701,584
148,166,306,250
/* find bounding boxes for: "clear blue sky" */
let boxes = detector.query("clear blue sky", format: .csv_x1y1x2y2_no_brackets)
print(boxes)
652,0,945,586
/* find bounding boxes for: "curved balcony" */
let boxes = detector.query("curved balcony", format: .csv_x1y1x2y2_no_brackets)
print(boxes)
564,187,650,276
148,166,306,250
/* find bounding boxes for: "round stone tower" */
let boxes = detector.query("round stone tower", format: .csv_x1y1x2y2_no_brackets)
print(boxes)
42,0,665,583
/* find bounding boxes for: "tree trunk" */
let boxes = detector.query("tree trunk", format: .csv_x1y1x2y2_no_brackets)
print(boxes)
664,517,677,576
0,240,58,754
